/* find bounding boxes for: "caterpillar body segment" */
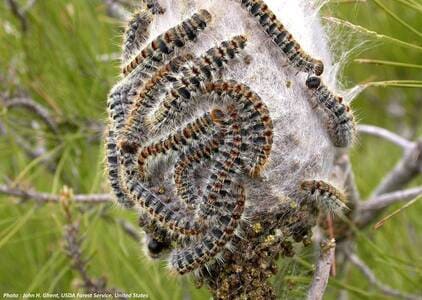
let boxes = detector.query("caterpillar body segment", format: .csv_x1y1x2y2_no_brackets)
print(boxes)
305,76,356,148
122,10,153,64
105,126,134,208
169,184,246,275
106,78,148,208
151,35,248,128
139,212,176,259
122,9,212,76
136,111,224,179
205,81,273,177
300,180,348,216
143,0,165,15
119,54,194,154
119,110,229,236
198,106,243,220
173,134,223,208
236,0,324,76
124,168,202,236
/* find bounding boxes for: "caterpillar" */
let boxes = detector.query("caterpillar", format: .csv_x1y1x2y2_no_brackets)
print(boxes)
236,0,324,75
104,4,299,277
169,183,246,275
122,9,153,64
305,76,356,148
122,9,212,76
121,110,228,236
150,35,248,128
300,180,348,216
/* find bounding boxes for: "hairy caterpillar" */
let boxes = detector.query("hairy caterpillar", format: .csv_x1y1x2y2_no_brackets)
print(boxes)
236,0,324,75
306,76,356,148
300,180,348,216
122,9,212,76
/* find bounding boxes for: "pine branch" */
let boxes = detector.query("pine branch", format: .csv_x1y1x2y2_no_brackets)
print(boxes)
360,186,422,211
358,125,414,149
0,184,112,204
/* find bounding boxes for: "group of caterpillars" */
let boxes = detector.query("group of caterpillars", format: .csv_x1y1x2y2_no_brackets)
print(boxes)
105,0,354,276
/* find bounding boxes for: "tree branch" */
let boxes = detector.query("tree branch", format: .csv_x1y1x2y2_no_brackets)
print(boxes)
1,96,59,133
358,125,414,149
307,239,336,300
372,141,422,197
117,218,141,242
348,253,422,300
333,152,361,208
103,0,131,21
357,186,422,227
0,184,112,203
6,0,28,32
359,186,422,211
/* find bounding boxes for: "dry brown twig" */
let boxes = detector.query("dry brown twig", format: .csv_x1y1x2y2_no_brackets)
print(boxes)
6,0,28,31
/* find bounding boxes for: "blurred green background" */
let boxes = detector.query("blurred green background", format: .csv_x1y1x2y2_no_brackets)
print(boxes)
0,0,421,299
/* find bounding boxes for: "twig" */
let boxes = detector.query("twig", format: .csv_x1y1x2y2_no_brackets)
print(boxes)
21,0,37,14
0,184,112,203
357,142,422,227
117,219,141,242
348,253,422,300
103,0,131,21
359,186,422,212
0,121,58,172
358,125,414,149
333,152,361,208
307,239,336,300
6,0,28,32
1,96,59,133
61,190,127,298
372,141,422,196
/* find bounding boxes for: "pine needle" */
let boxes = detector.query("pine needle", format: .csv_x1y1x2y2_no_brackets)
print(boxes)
373,0,422,38
324,17,422,52
374,196,422,230
355,59,422,69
